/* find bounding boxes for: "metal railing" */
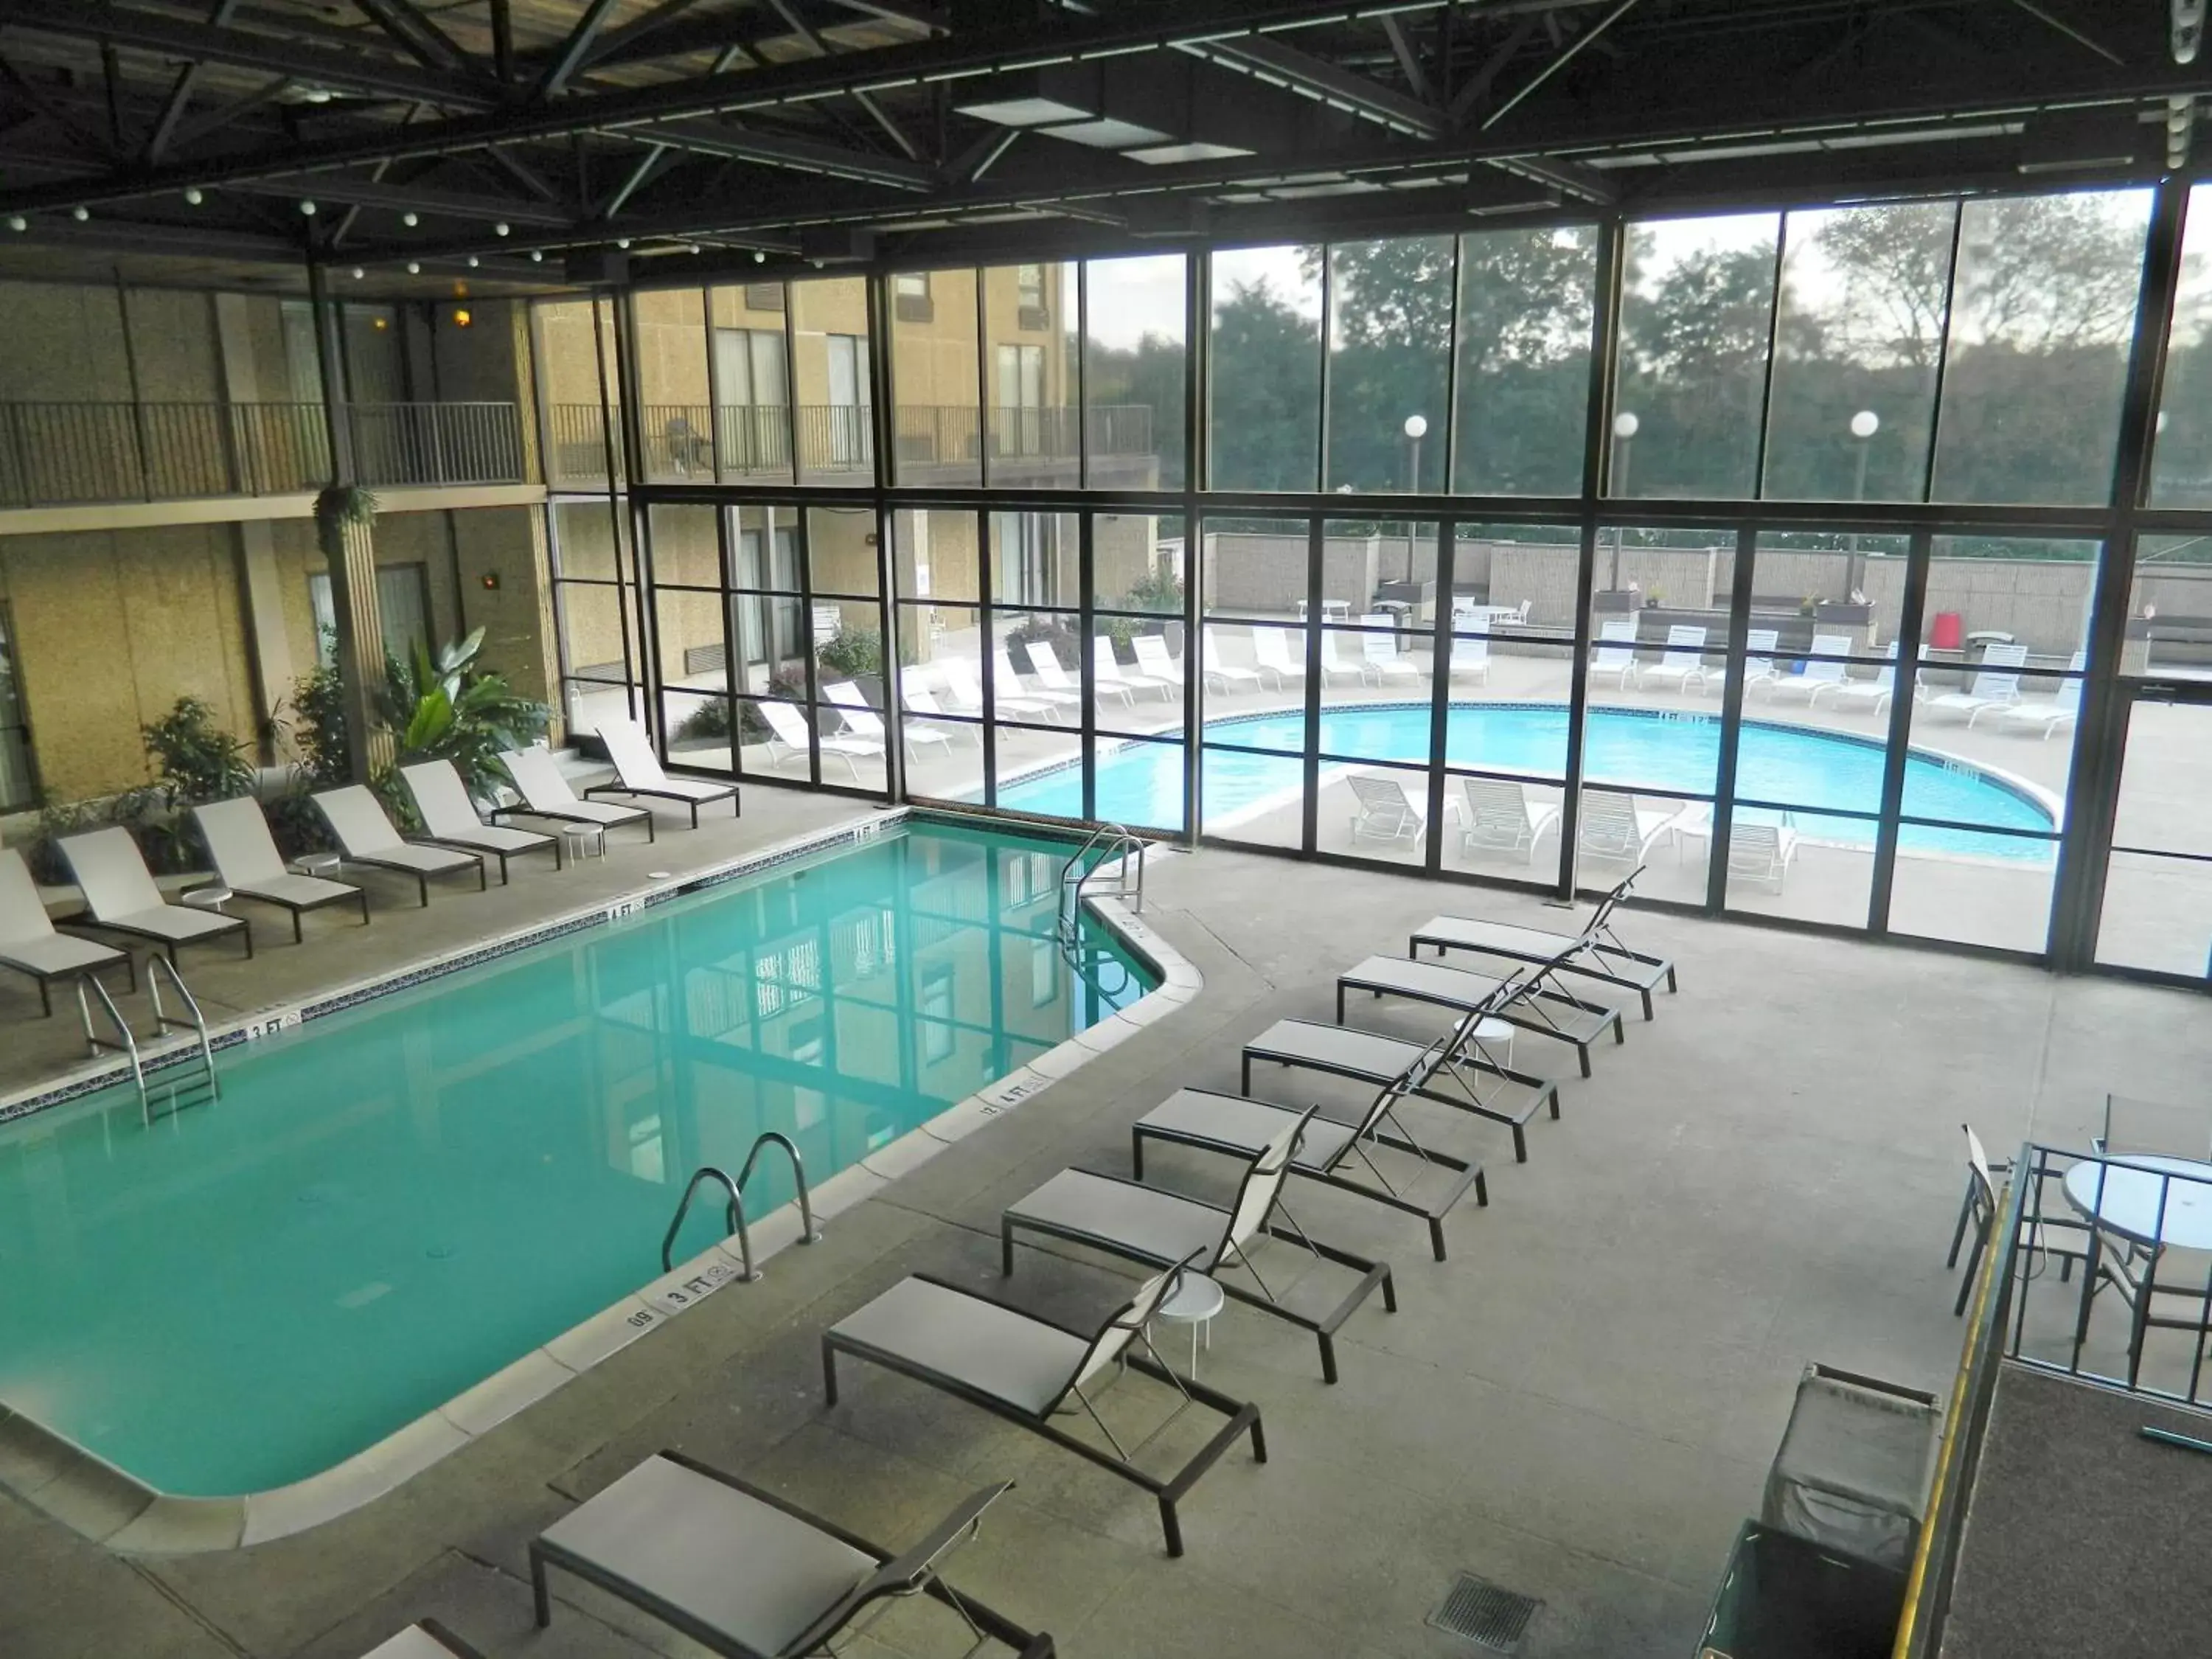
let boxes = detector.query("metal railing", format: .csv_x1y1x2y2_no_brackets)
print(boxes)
0,398,527,507
658,1130,822,1281
1057,821,1147,948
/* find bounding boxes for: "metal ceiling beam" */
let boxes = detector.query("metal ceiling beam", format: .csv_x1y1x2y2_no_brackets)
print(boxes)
142,0,247,164
628,119,936,187
1180,35,1447,137
1380,14,1430,105
222,173,575,226
352,0,486,83
534,0,624,100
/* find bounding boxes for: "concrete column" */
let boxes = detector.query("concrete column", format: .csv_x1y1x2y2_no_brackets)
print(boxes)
214,293,297,759
324,513,394,774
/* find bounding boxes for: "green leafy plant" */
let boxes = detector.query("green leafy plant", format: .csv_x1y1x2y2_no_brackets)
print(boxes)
673,699,733,743
377,627,549,801
815,624,885,682
142,696,255,808
1116,566,1185,613
289,655,352,787
25,786,171,882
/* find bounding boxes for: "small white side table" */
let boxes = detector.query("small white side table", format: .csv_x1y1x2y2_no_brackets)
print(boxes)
290,853,342,878
560,822,608,861
182,886,233,913
1152,1273,1227,1378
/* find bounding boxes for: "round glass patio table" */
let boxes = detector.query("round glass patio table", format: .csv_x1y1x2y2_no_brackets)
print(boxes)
2062,1156,2212,1251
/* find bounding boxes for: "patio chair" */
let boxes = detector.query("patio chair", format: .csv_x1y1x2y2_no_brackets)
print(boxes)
1027,639,1127,707
194,796,370,942
1710,629,1781,698
1762,633,1854,703
358,1622,485,1659
902,684,980,744
1347,773,1428,844
1993,650,2084,740
933,656,998,717
400,760,563,883
531,1452,1054,1658
1578,790,1684,864
1821,641,1910,715
825,681,945,764
59,826,253,964
1240,987,1562,1164
1949,1124,2086,1318
2093,1091,2212,1162
822,1251,1265,1557
1093,644,1170,703
1133,633,1194,696
994,650,1082,717
1589,619,1641,690
1133,1036,1489,1262
1359,616,1425,686
588,715,741,827
1318,630,1368,686
1336,942,1627,1080
498,745,655,842
1441,633,1491,684
1640,625,1709,693
1002,1107,1396,1385
1728,811,1800,894
1252,627,1308,689
313,786,487,905
757,698,883,780
2072,1155,2212,1388
1196,630,1260,695
0,846,133,1015
1410,869,1678,1019
1924,643,2027,723
1458,777,1559,863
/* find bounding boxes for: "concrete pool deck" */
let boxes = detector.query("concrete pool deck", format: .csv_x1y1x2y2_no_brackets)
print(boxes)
4,834,2209,1658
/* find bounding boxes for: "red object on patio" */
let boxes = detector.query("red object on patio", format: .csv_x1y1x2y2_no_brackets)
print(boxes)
1928,611,1963,651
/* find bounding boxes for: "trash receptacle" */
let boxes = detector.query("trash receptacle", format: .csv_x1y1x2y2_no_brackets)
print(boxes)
1928,611,1963,651
1698,1522,1907,1659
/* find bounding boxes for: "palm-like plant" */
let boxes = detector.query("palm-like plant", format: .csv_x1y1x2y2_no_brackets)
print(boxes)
377,627,549,801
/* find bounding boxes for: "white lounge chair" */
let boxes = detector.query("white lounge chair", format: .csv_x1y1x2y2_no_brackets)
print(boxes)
932,656,995,717
1994,651,2084,739
498,745,655,841
531,1453,1053,1658
1337,947,1627,1080
1441,633,1490,684
1093,644,1170,703
195,796,370,942
1728,810,1801,893
1577,790,1683,864
60,826,253,963
1640,625,1708,693
313,785,487,905
1318,630,1368,686
1411,869,1678,1020
1929,643,2028,724
992,650,1079,718
1347,773,1428,844
901,684,980,744
588,715,741,827
400,760,563,882
1762,633,1855,703
0,846,133,1014
1196,630,1259,695
1589,619,1641,690
1821,641,1910,715
1252,627,1308,689
825,681,944,763
1026,639,1126,707
1359,616,1425,686
1132,632,1193,696
757,697,883,779
1458,777,1559,862
1711,628,1782,698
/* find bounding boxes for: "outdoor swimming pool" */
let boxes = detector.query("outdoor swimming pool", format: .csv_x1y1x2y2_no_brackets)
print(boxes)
0,820,1149,1498
995,703,2056,858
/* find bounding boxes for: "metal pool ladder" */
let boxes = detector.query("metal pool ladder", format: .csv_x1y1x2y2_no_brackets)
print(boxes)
661,1130,823,1281
1056,822,1146,950
80,957,221,1127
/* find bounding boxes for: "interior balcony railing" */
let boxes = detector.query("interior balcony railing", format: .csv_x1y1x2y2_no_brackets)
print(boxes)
0,399,530,509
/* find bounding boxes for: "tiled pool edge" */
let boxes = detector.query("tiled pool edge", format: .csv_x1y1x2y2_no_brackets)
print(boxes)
0,843,1200,1555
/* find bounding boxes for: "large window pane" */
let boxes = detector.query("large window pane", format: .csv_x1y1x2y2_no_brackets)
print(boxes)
1084,254,1184,490
1452,226,1596,496
647,502,722,590
807,505,878,597
550,498,627,582
891,506,978,606
1091,734,1186,835
1613,214,1780,499
1930,189,2153,505
984,261,1076,487
2150,183,2212,507
535,297,622,487
990,510,1077,608
1761,201,1954,501
709,282,793,483
891,268,980,486
1325,235,1453,493
2096,700,2212,977
2125,534,2212,676
634,288,710,482
1209,246,1322,491
790,276,873,485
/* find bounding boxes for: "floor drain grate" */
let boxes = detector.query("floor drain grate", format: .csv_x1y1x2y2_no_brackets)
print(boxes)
1427,1573,1543,1652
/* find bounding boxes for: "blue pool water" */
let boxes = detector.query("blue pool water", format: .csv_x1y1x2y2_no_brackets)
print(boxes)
996,703,2056,859
0,821,1148,1496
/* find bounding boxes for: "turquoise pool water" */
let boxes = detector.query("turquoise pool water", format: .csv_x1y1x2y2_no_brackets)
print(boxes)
995,703,2056,858
0,820,1148,1497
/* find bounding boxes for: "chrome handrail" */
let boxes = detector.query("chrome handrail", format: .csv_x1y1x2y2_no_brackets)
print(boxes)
147,955,219,1101
659,1131,823,1281
1056,822,1146,945
76,975,147,1115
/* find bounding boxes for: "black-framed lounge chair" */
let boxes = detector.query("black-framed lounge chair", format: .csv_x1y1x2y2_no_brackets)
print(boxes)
357,1619,486,1658
1241,981,1562,1164
822,1252,1263,1558
531,1453,1053,1658
1133,1041,1486,1262
400,760,563,882
194,796,369,943
498,745,655,843
1336,944,1627,1079
313,785,488,906
59,826,252,964
587,715,740,827
0,846,133,1015
1002,1107,1396,1385
1408,869,1677,1020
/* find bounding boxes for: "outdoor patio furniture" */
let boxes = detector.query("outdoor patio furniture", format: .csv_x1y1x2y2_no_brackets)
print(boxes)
400,760,563,882
1761,633,1854,703
531,1452,1054,1658
758,698,883,779
588,716,742,827
498,745,656,841
995,650,1082,717
1926,643,2028,723
901,684,980,743
1252,627,1307,688
1409,869,1678,1019
1026,639,1127,707
1196,630,1260,694
1950,1123,2086,1316
1640,625,1709,693
1318,631,1368,686
1728,812,1801,894
1589,619,1641,690
2064,1151,2212,1388
1993,650,2084,739
821,1253,1264,1557
313,786,488,905
0,845,133,1015
1820,641,1910,715
1710,628,1781,698
195,796,370,942
1359,615,1425,686
1457,776,1559,862
1127,633,1187,696
827,680,945,763
934,657,1007,718
1441,633,1491,684
1578,790,1685,864
1347,772,1444,844
1335,945,1627,1079
1094,644,1172,702
2094,1091,2212,1162
1002,1106,1397,1385
59,826,253,963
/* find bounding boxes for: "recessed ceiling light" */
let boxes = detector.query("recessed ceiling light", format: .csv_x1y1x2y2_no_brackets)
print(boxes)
299,200,317,215
616,237,630,248
466,254,479,267
407,260,421,274
72,206,88,221
529,249,543,262
754,249,767,263
184,187,204,206
494,222,510,236
403,211,419,227
5,215,24,232
350,265,364,279
687,242,702,254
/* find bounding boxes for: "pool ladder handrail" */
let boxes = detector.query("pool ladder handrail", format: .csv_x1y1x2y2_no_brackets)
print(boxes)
660,1130,823,1280
1056,822,1145,948
145,956,220,1123
77,974,146,1108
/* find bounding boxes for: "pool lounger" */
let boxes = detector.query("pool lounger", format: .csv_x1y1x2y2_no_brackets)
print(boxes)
1242,994,1562,1165
587,715,742,827
1002,1107,1396,1385
822,1253,1264,1558
1336,948,1627,1079
0,846,135,1015
58,826,254,964
358,1621,485,1659
400,760,564,883
313,786,490,905
1409,870,1677,1020
532,1452,1053,1658
1133,1051,1487,1262
497,745,656,843
195,797,371,943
